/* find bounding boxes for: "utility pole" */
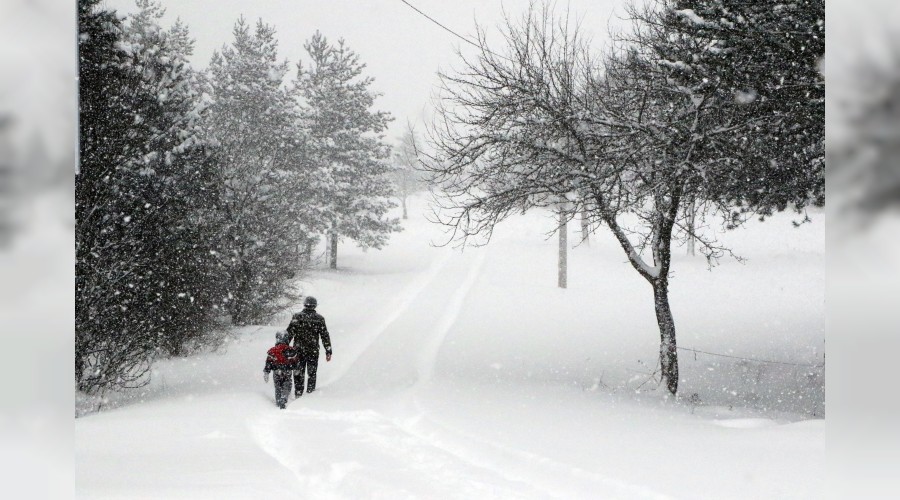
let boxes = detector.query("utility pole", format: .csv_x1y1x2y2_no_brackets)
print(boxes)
558,200,567,289
580,205,590,247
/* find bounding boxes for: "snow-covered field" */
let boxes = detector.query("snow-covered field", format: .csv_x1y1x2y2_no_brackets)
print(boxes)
75,195,824,499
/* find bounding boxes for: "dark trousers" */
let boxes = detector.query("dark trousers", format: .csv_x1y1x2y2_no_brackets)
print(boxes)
272,370,293,408
293,351,319,395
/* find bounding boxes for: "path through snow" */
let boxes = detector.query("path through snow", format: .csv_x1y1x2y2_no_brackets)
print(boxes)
76,198,824,499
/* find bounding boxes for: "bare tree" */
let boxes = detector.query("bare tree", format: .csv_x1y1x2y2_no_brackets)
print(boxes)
423,5,706,393
423,1,821,395
390,125,425,220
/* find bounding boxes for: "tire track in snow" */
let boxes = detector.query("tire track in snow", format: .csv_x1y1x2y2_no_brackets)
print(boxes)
248,249,495,496
322,249,454,386
400,406,677,500
251,244,670,499
391,248,674,498
413,248,488,388
249,407,538,499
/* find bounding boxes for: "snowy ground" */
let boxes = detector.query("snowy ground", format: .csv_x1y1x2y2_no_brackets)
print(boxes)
75,195,824,499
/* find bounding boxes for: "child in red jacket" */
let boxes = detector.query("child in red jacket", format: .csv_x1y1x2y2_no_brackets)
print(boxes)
264,331,301,409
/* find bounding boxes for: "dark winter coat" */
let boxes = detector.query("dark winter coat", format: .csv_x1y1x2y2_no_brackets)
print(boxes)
264,342,301,372
287,308,332,357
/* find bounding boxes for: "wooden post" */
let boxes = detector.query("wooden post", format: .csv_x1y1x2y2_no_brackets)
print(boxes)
558,203,567,289
686,199,696,257
580,205,590,247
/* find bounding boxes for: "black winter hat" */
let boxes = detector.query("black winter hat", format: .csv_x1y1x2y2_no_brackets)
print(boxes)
303,296,317,309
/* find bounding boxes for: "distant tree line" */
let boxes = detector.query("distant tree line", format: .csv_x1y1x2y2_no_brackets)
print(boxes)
76,0,401,394
422,0,824,395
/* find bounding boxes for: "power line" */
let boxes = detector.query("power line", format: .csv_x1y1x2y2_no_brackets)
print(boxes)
676,346,823,368
397,0,482,51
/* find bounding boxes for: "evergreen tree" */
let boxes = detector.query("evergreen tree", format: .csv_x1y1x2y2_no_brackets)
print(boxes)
76,0,221,393
657,0,825,220
204,18,317,324
78,0,151,391
122,0,226,356
295,32,400,269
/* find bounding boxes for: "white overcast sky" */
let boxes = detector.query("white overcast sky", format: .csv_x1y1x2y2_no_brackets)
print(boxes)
101,0,889,144
103,0,632,141
0,0,895,157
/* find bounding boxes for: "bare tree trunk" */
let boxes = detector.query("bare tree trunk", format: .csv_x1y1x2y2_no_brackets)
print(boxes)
329,231,338,269
653,276,679,395
590,187,682,396
558,205,567,289
653,192,681,396
401,195,408,220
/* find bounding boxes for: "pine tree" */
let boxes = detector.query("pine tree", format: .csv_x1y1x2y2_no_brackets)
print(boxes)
122,0,226,355
205,18,318,324
78,0,151,391
295,32,400,269
76,0,222,392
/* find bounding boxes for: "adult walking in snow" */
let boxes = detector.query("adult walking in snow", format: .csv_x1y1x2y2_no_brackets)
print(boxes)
288,296,332,397
263,331,300,409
